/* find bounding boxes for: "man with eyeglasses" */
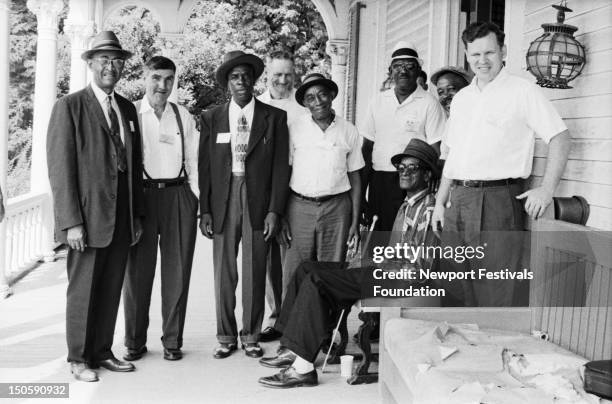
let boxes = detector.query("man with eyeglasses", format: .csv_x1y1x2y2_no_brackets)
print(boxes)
47,31,145,382
361,42,446,234
258,138,439,388
275,72,364,318
122,56,199,362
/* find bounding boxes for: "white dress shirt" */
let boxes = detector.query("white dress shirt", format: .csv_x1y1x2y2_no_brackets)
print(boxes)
443,68,567,180
138,97,200,196
91,81,124,143
228,97,256,174
361,86,446,171
257,89,307,126
289,114,364,197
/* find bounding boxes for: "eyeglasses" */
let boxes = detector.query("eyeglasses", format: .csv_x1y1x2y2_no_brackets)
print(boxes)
93,57,125,68
391,61,418,72
395,163,422,175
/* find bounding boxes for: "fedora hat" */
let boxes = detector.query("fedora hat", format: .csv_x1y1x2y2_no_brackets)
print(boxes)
81,31,132,61
391,138,441,178
215,50,264,88
430,66,473,86
390,41,423,66
295,73,338,106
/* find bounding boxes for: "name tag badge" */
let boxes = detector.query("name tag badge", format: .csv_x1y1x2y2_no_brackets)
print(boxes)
217,132,231,143
405,116,419,132
129,121,135,132
159,133,175,145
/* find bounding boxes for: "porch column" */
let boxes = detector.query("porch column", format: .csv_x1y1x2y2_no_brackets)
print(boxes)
0,0,11,297
27,0,64,261
158,32,184,104
326,38,349,115
65,21,95,93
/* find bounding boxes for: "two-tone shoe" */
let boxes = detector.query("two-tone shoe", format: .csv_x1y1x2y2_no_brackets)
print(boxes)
213,343,237,359
96,357,135,372
242,342,264,358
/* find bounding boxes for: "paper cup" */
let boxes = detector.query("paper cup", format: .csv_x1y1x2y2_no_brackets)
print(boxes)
340,355,354,377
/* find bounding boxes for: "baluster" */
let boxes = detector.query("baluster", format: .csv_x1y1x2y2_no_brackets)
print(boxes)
17,212,26,269
7,214,16,273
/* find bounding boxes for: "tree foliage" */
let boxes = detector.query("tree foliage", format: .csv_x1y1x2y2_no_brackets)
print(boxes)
8,0,329,197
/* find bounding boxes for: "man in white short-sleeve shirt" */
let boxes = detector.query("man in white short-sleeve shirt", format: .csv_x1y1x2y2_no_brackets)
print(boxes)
432,22,570,307
361,42,446,232
276,73,364,308
256,51,307,343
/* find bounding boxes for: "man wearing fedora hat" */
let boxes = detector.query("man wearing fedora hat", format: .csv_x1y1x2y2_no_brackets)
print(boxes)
258,138,440,388
47,30,145,382
199,50,289,359
361,42,446,234
276,72,363,308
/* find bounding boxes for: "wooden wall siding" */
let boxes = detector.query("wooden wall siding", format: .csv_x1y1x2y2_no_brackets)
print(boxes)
530,219,612,361
385,0,430,63
521,1,612,229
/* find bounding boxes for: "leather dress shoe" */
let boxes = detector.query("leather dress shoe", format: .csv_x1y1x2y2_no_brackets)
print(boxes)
213,343,237,359
163,347,183,361
259,366,318,388
123,346,147,361
259,350,296,368
259,326,282,342
96,357,135,372
70,362,98,382
242,342,263,358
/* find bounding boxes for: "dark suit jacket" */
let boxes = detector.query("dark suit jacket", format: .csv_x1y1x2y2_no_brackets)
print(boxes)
199,99,289,233
46,85,145,248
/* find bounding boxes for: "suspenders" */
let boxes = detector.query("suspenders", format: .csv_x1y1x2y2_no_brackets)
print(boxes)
143,102,188,183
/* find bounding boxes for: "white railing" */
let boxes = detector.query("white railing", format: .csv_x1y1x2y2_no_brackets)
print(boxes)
1,191,55,281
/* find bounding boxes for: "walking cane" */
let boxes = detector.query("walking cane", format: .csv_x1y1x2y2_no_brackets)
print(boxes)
321,308,345,374
320,215,378,373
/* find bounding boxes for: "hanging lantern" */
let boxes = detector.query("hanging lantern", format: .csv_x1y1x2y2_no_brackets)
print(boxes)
526,2,586,89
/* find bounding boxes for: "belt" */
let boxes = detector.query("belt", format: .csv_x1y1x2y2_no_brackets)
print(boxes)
143,177,187,189
453,178,519,188
291,190,345,203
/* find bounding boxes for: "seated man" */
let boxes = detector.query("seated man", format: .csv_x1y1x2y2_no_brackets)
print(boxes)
258,138,440,388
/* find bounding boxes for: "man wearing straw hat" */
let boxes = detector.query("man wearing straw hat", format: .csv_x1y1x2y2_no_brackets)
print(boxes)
47,31,145,382
361,42,446,233
258,138,439,388
199,50,289,359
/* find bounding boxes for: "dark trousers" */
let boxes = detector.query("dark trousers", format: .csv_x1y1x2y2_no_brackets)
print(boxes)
213,175,268,344
369,170,406,231
264,241,284,327
441,182,525,306
66,172,129,363
123,183,198,350
276,261,363,363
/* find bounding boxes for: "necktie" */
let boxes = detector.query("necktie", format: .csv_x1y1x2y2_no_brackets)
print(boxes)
233,114,249,173
106,96,127,172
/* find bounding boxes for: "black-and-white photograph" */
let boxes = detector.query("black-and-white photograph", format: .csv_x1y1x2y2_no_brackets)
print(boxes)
0,0,610,403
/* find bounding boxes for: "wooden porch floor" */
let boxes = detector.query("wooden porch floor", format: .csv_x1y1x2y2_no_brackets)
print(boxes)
0,237,379,403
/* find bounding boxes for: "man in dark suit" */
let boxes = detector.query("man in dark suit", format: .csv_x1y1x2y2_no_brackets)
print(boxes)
47,31,145,382
199,50,289,359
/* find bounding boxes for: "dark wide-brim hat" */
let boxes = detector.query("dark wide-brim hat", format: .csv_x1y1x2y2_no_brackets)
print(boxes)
81,31,133,61
295,73,338,106
430,66,473,86
215,50,265,88
391,138,441,178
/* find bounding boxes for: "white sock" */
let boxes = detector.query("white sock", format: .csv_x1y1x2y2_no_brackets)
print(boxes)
292,355,314,374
